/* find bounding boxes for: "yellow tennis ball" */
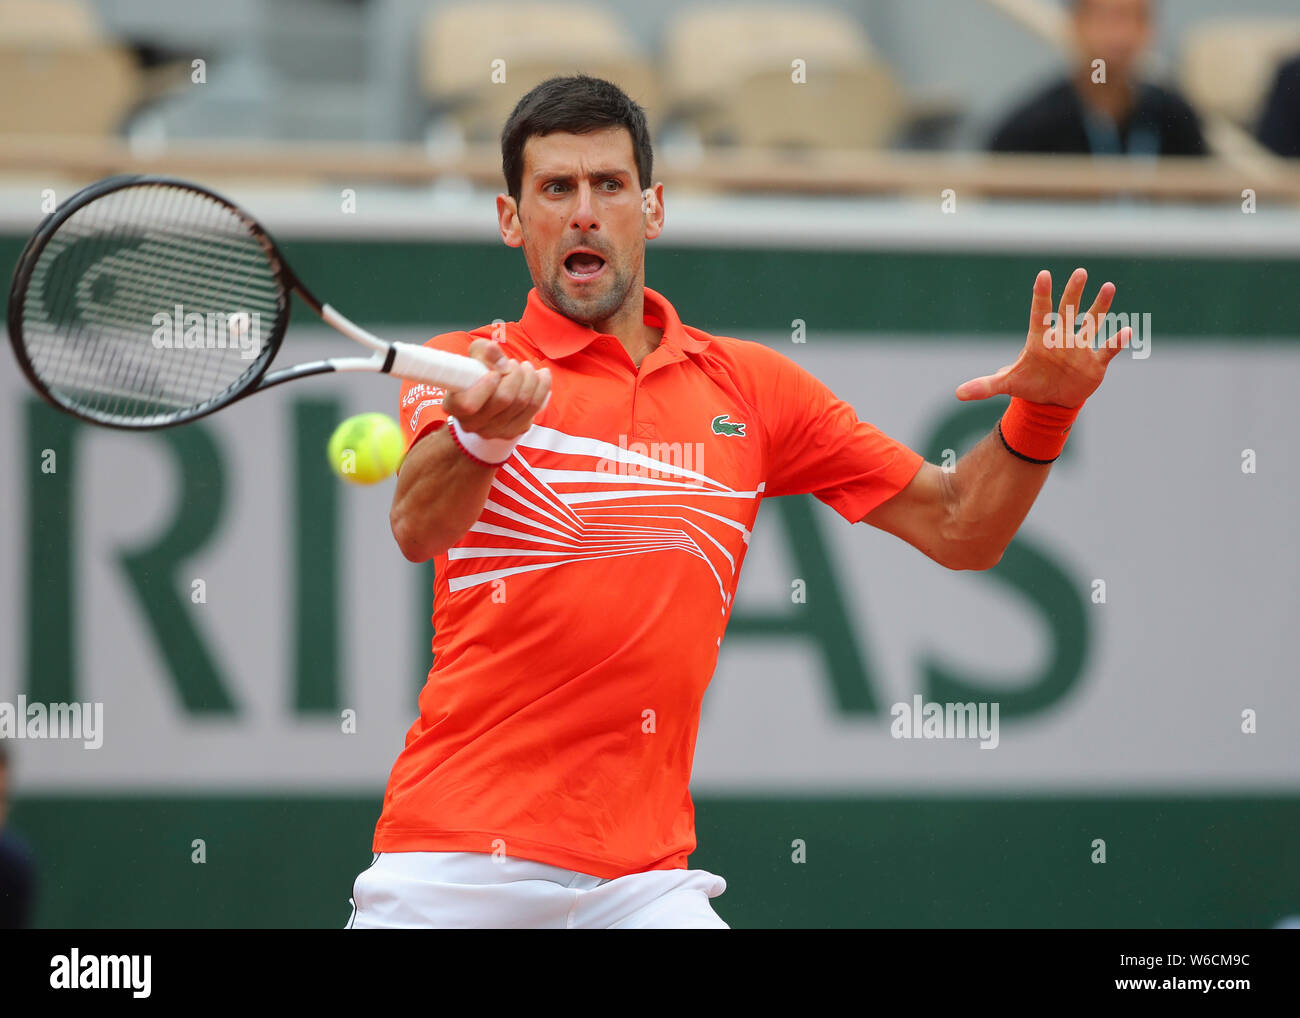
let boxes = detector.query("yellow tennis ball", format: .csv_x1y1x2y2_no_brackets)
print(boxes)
327,412,404,485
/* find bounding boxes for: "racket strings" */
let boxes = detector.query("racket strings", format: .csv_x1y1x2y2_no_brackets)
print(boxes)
18,182,285,425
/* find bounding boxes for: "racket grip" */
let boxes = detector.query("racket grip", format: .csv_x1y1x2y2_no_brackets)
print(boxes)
388,342,489,391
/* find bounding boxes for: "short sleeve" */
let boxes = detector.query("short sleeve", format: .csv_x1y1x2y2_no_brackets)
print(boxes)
753,344,924,523
396,331,476,454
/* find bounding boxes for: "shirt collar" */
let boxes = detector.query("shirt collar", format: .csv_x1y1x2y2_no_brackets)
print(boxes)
520,286,709,360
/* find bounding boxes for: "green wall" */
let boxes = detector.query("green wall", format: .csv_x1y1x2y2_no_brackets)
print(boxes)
11,795,1299,928
4,234,1297,338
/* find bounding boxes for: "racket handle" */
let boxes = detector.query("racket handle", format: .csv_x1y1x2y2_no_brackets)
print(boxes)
388,342,490,391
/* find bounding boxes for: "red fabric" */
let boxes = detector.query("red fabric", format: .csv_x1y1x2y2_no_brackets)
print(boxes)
377,287,924,878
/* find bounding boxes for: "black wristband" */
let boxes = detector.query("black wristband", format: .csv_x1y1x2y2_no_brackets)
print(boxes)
997,419,1060,465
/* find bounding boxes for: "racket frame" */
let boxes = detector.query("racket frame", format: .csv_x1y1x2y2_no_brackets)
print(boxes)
6,174,462,431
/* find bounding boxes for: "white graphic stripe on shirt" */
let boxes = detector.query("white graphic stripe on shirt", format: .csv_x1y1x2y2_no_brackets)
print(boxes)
443,424,759,605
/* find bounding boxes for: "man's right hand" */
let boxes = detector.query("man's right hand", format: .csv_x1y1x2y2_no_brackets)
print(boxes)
390,339,552,562
446,338,552,439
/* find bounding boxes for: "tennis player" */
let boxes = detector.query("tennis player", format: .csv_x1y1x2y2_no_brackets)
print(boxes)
346,75,1129,929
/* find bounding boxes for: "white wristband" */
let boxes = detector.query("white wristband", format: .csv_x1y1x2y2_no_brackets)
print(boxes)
447,416,520,465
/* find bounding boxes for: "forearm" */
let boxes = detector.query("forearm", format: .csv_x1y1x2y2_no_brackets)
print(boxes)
945,428,1053,570
389,425,498,562
932,266,1125,568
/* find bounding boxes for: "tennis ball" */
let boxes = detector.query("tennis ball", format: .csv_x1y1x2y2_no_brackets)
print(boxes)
327,412,404,485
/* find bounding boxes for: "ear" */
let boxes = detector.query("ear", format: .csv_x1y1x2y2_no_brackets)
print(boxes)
642,183,665,241
497,193,523,248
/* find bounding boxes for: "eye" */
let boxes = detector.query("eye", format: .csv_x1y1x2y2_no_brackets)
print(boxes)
544,181,569,194
600,179,621,191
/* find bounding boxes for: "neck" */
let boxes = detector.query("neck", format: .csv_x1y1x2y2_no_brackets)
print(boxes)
591,286,663,369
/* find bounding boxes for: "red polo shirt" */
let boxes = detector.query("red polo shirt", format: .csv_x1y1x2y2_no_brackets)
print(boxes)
375,286,924,877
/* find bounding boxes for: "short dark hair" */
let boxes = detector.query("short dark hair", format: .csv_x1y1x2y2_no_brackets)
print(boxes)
501,74,653,205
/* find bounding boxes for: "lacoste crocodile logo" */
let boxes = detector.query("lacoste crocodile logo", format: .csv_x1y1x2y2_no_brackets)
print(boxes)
711,414,746,437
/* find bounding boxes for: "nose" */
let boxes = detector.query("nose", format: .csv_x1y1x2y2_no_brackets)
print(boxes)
569,181,600,233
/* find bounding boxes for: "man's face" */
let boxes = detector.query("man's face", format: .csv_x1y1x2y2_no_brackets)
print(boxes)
498,127,663,327
1074,0,1151,80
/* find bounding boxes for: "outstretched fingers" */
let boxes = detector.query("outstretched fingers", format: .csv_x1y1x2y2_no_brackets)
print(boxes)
1074,279,1116,350
1099,326,1131,367
1026,269,1054,343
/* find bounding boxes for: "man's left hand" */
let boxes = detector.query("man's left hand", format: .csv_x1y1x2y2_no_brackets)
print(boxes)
955,267,1131,409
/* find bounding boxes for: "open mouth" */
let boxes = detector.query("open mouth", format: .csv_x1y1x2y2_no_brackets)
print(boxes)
563,250,607,281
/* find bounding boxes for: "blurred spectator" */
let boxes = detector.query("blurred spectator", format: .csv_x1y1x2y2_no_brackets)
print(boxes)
0,742,36,928
1257,53,1300,158
989,0,1207,157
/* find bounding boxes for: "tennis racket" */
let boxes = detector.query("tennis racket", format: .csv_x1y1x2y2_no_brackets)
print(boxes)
6,174,490,429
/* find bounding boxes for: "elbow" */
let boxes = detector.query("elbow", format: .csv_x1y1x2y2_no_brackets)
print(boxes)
943,540,1004,572
936,493,1004,570
958,551,1004,572
392,527,431,564
390,506,440,563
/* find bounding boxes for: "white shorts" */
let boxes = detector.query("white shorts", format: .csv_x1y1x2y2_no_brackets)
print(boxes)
345,851,729,929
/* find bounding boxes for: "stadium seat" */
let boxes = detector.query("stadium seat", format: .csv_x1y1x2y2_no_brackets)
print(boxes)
1178,18,1300,129
420,2,659,145
662,5,904,150
0,0,140,135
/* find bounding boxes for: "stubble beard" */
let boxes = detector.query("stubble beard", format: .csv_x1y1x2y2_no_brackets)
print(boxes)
537,248,641,329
